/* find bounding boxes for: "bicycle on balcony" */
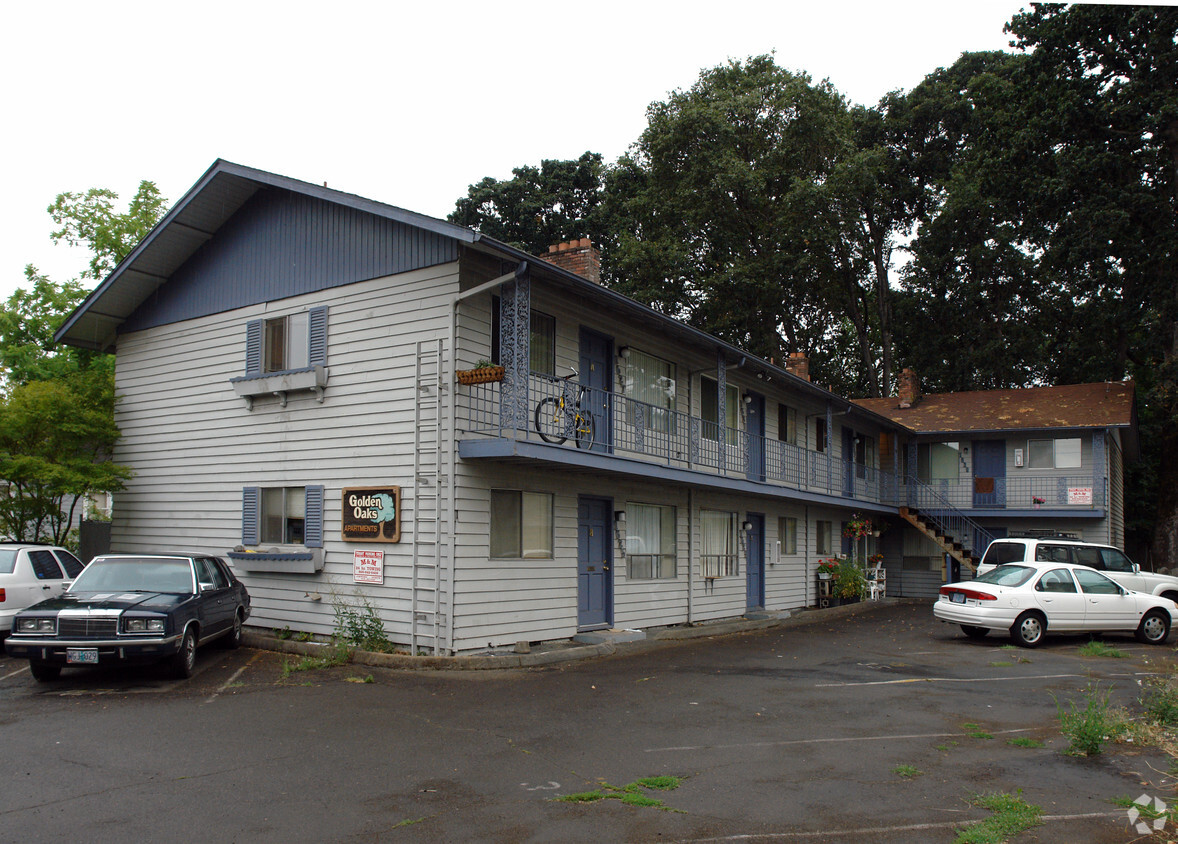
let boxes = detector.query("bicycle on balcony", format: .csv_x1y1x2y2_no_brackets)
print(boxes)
534,367,596,449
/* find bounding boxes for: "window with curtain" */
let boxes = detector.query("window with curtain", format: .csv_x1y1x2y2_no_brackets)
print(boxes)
625,502,676,579
701,509,737,577
816,519,832,556
779,516,798,554
1028,438,1081,469
490,490,553,559
624,349,676,433
917,442,960,481
701,376,739,445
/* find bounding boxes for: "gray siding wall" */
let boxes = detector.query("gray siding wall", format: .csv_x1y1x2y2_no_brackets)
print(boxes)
111,263,461,642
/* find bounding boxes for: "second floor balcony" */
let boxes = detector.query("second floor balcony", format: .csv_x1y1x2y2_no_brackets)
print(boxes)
455,373,1109,521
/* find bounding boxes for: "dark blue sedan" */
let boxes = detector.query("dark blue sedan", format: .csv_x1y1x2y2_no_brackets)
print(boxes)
4,553,250,681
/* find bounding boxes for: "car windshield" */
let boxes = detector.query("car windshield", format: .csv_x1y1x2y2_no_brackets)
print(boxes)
0,548,16,574
973,565,1036,588
69,558,195,594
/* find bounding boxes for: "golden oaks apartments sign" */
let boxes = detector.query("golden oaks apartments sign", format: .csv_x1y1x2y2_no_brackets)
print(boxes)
341,486,401,543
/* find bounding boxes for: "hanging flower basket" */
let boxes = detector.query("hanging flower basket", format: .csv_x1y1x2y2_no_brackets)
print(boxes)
456,365,505,385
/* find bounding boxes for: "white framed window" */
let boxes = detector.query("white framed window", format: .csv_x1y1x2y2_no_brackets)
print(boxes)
624,349,676,433
918,442,960,481
779,516,798,555
262,487,306,544
242,485,324,548
701,509,738,578
625,502,676,579
264,312,309,372
701,376,739,445
816,519,832,556
1028,438,1081,469
490,490,553,559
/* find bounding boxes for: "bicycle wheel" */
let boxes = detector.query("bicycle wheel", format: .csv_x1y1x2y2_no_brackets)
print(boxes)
574,410,596,450
534,397,568,444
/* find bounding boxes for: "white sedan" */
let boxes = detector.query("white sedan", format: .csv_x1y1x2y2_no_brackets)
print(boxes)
933,561,1177,647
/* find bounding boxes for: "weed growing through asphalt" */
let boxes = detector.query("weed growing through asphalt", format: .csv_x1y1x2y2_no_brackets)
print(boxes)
935,741,959,752
280,642,351,679
892,764,923,778
332,591,395,653
554,776,685,811
963,722,994,740
1054,683,1128,756
1077,639,1128,659
1110,795,1178,827
1139,676,1178,726
1007,737,1044,749
954,791,1042,844
345,674,375,684
275,626,294,640
989,661,1013,667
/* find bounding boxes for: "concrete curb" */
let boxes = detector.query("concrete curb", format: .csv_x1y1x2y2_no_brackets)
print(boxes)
243,598,923,671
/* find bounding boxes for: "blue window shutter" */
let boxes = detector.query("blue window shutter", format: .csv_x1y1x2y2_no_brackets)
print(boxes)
308,306,328,367
245,320,263,374
304,485,324,548
242,487,260,545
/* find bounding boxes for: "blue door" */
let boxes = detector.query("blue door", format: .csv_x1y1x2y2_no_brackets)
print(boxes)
973,440,1006,507
746,513,765,609
577,496,612,629
746,392,765,481
578,328,612,453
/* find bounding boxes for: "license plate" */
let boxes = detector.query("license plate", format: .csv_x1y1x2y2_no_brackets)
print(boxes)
66,648,99,665
951,593,965,604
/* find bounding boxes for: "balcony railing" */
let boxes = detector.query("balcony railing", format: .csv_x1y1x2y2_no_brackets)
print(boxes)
458,373,901,505
455,374,1104,514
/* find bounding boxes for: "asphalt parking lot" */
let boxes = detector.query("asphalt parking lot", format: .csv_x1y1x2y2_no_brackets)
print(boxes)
3,600,1175,843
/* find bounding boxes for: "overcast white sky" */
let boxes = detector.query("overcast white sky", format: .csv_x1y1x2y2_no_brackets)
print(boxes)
2,0,1034,302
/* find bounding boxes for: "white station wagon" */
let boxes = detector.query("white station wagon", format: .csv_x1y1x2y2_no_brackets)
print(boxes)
934,561,1177,647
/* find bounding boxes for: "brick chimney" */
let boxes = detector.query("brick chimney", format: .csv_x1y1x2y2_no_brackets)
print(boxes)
541,238,601,284
898,367,921,408
785,352,810,382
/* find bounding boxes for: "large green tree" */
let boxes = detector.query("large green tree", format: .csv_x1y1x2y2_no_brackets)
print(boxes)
0,180,165,541
448,152,607,256
603,55,909,396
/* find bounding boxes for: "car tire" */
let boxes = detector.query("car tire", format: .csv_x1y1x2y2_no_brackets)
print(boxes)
169,627,198,679
961,625,989,640
1011,612,1046,648
1136,609,1171,645
218,611,243,649
29,660,61,682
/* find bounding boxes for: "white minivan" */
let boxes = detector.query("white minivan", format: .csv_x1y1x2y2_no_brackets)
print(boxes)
976,537,1178,602
0,544,87,635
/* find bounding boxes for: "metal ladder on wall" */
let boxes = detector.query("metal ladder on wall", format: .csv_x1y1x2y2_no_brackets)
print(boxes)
412,339,446,654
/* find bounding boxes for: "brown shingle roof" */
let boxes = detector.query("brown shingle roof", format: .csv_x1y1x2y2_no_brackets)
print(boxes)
853,381,1135,434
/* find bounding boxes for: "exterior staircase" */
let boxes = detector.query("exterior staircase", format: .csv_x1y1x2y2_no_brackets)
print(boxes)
901,477,996,574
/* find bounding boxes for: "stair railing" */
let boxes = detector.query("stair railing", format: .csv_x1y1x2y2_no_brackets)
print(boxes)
908,477,996,561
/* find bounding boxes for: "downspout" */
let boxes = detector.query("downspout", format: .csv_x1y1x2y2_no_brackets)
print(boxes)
448,263,526,654
687,487,694,624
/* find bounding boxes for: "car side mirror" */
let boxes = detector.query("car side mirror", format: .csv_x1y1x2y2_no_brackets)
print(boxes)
199,582,216,592
1133,563,1140,574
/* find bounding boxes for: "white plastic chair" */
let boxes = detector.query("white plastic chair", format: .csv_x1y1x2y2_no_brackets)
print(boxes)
866,567,886,600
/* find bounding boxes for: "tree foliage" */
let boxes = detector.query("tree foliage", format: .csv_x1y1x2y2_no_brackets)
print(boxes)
0,374,130,543
48,180,168,281
1,179,165,541
448,152,607,256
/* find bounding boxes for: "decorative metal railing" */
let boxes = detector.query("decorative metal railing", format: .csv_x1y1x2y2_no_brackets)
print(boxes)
456,375,1104,520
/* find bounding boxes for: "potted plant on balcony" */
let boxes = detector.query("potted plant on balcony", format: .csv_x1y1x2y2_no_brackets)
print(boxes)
1032,496,1045,509
456,359,505,385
